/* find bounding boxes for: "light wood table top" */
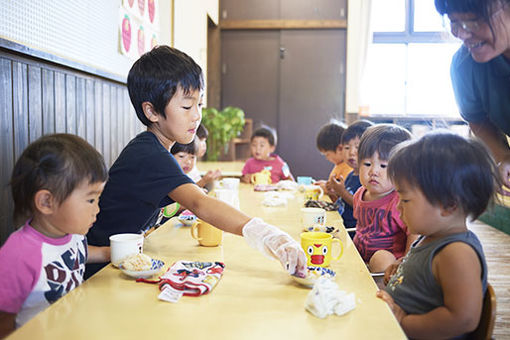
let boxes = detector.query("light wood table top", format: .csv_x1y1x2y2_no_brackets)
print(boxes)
199,161,244,178
7,184,405,340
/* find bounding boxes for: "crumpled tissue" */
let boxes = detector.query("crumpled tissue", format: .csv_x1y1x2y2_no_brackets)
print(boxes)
305,276,356,318
261,192,290,206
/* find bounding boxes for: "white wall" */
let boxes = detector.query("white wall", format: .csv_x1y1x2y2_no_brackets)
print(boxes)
173,0,218,104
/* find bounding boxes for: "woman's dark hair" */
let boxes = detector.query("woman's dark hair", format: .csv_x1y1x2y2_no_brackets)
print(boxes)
388,130,500,220
127,45,204,126
170,137,198,155
316,121,347,151
435,0,510,39
10,134,108,222
341,119,374,145
358,124,412,161
251,126,277,146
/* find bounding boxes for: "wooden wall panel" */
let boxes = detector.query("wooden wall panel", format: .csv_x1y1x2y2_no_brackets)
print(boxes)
42,69,55,134
0,50,137,245
94,80,103,155
55,72,66,133
0,58,14,244
28,65,43,142
12,62,29,163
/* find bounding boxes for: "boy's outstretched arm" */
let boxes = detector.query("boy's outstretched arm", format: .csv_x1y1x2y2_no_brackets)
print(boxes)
0,311,15,339
169,183,306,276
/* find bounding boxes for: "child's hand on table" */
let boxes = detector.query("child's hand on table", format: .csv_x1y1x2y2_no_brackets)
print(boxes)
376,290,407,323
242,218,307,277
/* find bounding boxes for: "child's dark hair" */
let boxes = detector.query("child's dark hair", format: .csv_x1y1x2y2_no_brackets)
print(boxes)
196,124,208,140
388,131,501,220
252,126,277,146
170,138,198,155
127,45,204,126
316,121,347,151
341,119,374,145
10,134,108,222
358,124,412,161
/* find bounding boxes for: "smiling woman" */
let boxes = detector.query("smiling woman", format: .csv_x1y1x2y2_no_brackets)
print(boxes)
434,0,510,195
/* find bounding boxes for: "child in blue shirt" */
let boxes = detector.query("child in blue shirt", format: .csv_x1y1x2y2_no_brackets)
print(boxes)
86,46,306,279
326,120,373,231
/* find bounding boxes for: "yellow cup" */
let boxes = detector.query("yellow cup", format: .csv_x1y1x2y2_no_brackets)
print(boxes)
303,185,323,201
190,219,223,247
250,169,272,185
300,232,343,267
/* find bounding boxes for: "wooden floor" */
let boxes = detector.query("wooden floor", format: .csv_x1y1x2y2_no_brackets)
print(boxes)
469,219,510,339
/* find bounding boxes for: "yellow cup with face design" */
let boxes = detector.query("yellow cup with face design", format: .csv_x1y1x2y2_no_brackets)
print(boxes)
300,232,343,267
250,169,272,185
190,219,223,247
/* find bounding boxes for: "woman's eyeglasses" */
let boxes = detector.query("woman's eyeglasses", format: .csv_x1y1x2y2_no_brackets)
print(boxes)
448,5,506,35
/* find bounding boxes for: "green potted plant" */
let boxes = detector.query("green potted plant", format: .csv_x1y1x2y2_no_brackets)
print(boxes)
201,106,245,161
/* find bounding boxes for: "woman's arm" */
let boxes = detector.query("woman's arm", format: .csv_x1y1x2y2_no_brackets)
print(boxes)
0,311,16,339
469,120,510,192
399,242,483,338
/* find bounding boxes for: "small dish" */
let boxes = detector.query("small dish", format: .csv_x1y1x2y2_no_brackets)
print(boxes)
291,266,336,288
119,259,165,279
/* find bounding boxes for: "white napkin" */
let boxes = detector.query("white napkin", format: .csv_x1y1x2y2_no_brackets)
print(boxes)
261,192,288,206
305,276,356,318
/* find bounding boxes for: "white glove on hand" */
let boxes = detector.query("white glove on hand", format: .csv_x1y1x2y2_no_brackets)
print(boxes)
242,218,307,277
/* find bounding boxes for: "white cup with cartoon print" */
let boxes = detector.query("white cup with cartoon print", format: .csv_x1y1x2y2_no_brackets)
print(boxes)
301,207,326,228
109,233,144,267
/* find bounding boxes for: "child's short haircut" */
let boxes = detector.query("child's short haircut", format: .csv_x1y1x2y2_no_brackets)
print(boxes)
10,133,108,222
341,119,374,145
127,46,204,126
388,131,500,220
251,126,277,146
358,124,412,161
316,121,347,151
196,124,208,140
171,138,198,155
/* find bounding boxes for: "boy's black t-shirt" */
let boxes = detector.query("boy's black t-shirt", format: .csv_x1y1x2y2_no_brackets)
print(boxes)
87,131,193,247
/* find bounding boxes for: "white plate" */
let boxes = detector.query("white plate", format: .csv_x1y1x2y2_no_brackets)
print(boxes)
291,266,336,288
119,259,165,279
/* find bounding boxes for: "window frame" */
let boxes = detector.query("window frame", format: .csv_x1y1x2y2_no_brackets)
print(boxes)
366,0,462,119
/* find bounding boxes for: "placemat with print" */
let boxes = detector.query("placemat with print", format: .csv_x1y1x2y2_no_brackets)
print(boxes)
137,261,225,297
304,200,339,211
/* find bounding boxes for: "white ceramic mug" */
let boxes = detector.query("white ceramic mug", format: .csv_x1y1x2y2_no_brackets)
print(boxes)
109,233,144,267
215,188,236,206
222,177,240,191
301,207,326,228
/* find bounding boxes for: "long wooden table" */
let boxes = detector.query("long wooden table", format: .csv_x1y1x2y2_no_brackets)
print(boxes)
199,161,244,178
7,184,405,339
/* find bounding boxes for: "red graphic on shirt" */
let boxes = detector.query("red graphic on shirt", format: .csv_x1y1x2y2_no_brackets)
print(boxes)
43,241,86,304
122,15,132,52
148,0,155,23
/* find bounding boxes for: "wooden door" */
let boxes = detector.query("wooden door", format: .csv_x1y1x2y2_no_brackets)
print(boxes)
278,29,346,178
221,30,280,130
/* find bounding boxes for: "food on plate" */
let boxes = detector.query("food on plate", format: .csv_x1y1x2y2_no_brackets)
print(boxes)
292,266,336,287
120,253,153,271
